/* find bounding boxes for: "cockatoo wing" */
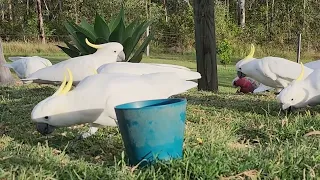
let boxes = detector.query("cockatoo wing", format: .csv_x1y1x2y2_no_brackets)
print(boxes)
3,59,28,78
97,72,197,121
97,62,201,80
21,56,99,83
260,57,313,81
305,60,320,70
147,63,191,70
8,57,24,62
253,83,274,93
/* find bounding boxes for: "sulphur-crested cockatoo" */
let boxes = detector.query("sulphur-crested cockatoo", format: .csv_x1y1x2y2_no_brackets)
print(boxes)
31,68,199,139
97,62,201,80
236,44,314,94
304,60,320,70
277,63,320,110
21,39,125,85
251,60,320,94
3,56,52,79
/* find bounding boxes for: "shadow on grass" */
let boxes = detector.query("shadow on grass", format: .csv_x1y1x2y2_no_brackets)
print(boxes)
0,85,124,164
176,92,281,116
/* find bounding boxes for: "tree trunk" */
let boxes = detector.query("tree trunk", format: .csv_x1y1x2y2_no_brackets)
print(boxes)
1,3,4,22
0,38,15,85
74,1,78,24
266,0,269,36
36,0,46,44
270,0,274,40
146,0,150,56
226,0,230,19
8,0,12,21
193,0,218,92
26,0,29,16
163,0,168,22
237,0,245,28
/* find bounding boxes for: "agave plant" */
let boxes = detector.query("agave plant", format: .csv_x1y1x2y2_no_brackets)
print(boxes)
57,7,154,63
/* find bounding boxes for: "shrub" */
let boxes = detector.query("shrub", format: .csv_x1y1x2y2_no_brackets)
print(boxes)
57,7,154,63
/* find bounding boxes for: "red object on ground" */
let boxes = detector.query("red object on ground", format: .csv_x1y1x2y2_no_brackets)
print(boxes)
233,77,255,93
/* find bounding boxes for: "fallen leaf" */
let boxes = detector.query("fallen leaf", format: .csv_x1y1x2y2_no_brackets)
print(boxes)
196,138,203,145
129,159,148,173
258,124,264,129
304,131,320,137
281,117,288,127
94,156,101,160
52,149,61,155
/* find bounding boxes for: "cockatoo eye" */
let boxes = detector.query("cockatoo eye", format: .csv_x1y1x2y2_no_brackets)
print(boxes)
114,50,117,53
291,98,294,101
44,116,49,120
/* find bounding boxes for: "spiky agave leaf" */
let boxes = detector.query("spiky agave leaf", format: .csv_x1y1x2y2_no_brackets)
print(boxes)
58,6,154,63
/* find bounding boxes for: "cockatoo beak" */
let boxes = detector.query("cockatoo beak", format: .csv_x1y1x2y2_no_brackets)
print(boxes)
237,71,246,78
36,122,56,135
117,51,126,62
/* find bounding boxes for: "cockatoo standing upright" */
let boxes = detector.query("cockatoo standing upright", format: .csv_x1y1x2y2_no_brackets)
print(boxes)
21,39,126,85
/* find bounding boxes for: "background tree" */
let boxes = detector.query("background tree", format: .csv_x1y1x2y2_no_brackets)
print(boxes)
36,0,46,44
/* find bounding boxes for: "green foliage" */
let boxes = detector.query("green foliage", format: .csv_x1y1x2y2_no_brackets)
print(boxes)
57,7,154,63
217,39,233,67
153,1,195,52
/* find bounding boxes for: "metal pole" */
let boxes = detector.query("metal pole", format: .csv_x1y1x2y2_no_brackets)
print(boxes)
297,33,301,63
146,0,150,57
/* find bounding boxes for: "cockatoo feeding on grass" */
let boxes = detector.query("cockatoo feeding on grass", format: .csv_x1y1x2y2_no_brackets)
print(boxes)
277,63,320,110
21,39,125,85
250,59,320,94
97,62,201,80
3,56,52,79
236,44,314,94
31,68,199,139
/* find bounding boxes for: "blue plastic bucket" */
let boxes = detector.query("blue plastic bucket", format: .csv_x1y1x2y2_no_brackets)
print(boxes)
114,98,187,167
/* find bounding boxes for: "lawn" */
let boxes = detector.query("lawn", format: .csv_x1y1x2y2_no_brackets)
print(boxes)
1,56,320,179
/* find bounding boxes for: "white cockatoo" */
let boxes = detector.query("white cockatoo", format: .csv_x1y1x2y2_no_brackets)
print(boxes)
304,60,320,70
277,63,320,110
31,68,199,139
3,56,52,79
97,62,201,80
21,39,126,85
251,59,320,94
236,44,314,94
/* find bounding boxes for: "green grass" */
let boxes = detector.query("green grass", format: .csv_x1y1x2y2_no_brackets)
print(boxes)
1,56,320,179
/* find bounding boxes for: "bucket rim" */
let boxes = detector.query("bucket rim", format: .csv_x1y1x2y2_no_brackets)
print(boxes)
114,98,187,110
